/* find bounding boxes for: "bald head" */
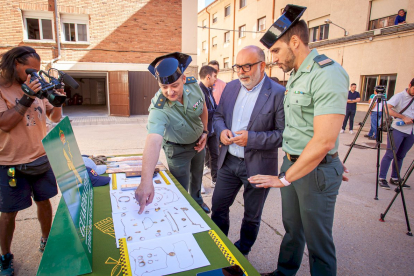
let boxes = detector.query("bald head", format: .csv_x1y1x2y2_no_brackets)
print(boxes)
238,45,265,62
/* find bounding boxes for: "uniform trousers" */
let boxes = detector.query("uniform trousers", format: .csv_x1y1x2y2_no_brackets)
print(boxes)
211,153,270,255
162,141,205,205
277,155,343,276
204,133,219,182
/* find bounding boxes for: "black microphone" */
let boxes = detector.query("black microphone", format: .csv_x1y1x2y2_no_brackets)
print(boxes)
60,72,79,89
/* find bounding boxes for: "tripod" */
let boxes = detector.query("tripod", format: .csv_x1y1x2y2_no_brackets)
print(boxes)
343,92,412,236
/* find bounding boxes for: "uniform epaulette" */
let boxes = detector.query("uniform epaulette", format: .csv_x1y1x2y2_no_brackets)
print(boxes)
154,94,167,109
186,76,197,84
314,54,334,68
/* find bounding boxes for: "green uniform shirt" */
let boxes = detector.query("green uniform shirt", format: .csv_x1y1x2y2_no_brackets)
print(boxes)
147,77,205,144
283,49,349,155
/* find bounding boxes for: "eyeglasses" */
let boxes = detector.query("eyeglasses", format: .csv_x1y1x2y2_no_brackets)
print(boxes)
232,61,263,73
7,167,16,187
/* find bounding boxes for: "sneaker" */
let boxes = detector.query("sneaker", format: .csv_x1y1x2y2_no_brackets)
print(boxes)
368,136,377,140
211,180,216,188
340,129,345,134
389,178,411,188
364,134,371,137
379,179,390,190
39,237,48,253
201,185,206,194
0,253,14,276
349,130,354,134
203,166,210,175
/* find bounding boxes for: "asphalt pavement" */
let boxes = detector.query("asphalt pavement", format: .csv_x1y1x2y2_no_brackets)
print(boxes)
5,114,414,275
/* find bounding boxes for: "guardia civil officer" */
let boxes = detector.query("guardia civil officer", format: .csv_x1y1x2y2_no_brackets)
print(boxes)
134,52,211,214
249,5,349,276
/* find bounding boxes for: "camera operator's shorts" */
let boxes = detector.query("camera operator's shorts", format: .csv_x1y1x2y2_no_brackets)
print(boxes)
0,166,58,213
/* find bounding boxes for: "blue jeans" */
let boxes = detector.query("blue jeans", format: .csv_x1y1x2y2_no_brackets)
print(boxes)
379,129,414,179
368,111,382,138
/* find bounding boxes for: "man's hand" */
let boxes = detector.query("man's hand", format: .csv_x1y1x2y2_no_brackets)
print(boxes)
220,129,234,145
230,130,248,147
342,163,349,182
55,87,66,97
248,174,285,188
134,182,155,214
25,75,41,98
194,133,207,152
402,116,413,125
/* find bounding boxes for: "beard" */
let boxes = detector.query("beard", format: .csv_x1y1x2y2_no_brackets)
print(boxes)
279,47,295,73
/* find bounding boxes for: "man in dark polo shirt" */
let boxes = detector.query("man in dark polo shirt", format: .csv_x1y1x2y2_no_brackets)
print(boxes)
341,83,360,134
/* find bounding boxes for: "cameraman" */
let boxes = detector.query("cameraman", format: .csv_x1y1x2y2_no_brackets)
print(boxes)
0,46,64,275
378,78,414,189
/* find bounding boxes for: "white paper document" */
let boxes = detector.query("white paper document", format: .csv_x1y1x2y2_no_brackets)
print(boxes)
126,233,210,276
113,204,210,247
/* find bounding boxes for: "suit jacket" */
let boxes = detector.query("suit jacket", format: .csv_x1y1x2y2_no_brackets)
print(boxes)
213,76,285,177
199,81,217,136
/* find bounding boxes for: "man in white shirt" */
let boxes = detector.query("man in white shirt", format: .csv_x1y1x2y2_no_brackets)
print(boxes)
378,78,414,189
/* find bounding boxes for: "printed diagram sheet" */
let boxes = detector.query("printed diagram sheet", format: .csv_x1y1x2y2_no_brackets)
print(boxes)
126,233,209,276
110,185,184,213
113,203,210,247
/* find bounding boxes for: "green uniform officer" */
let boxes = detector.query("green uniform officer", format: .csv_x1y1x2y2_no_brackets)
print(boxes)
135,52,211,214
250,5,349,276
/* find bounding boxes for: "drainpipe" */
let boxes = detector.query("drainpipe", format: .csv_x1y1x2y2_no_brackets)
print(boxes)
206,6,211,62
50,0,61,68
268,0,275,77
231,0,236,80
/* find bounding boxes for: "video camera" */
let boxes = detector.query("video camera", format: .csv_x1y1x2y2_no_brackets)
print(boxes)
375,85,386,94
21,68,79,107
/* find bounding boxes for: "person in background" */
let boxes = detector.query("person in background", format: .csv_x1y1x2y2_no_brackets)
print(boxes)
378,78,414,190
365,89,386,140
340,83,360,134
0,46,64,275
198,66,219,188
208,60,226,105
395,9,407,25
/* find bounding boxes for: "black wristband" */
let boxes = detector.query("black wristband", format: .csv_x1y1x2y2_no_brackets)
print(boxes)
19,95,35,107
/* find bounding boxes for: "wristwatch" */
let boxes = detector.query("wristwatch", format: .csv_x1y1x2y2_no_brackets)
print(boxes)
278,172,291,187
202,130,209,135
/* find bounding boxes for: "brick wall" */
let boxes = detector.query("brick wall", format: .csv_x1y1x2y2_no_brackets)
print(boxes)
0,0,182,64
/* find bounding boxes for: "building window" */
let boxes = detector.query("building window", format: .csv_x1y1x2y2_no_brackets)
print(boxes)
225,5,231,17
61,14,89,43
202,41,207,51
369,15,397,30
309,24,329,42
240,0,246,9
22,11,54,41
258,17,266,32
361,74,397,102
239,25,246,38
202,19,207,27
224,31,230,43
212,36,217,47
223,57,230,69
213,13,218,23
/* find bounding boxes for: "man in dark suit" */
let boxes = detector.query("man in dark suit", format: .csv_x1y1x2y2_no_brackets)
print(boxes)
198,65,219,188
212,45,285,257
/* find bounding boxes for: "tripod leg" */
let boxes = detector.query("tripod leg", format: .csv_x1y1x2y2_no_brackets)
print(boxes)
343,98,376,164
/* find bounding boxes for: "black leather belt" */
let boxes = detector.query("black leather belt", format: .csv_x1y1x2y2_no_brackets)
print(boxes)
165,140,197,146
286,152,338,164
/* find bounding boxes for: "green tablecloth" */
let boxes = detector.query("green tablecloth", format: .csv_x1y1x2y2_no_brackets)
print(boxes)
38,171,259,276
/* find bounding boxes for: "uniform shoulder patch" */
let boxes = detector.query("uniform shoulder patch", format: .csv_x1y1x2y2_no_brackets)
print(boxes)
313,54,334,68
186,76,197,84
154,94,167,109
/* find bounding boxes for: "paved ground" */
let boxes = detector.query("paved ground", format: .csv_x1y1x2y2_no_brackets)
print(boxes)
6,113,414,275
